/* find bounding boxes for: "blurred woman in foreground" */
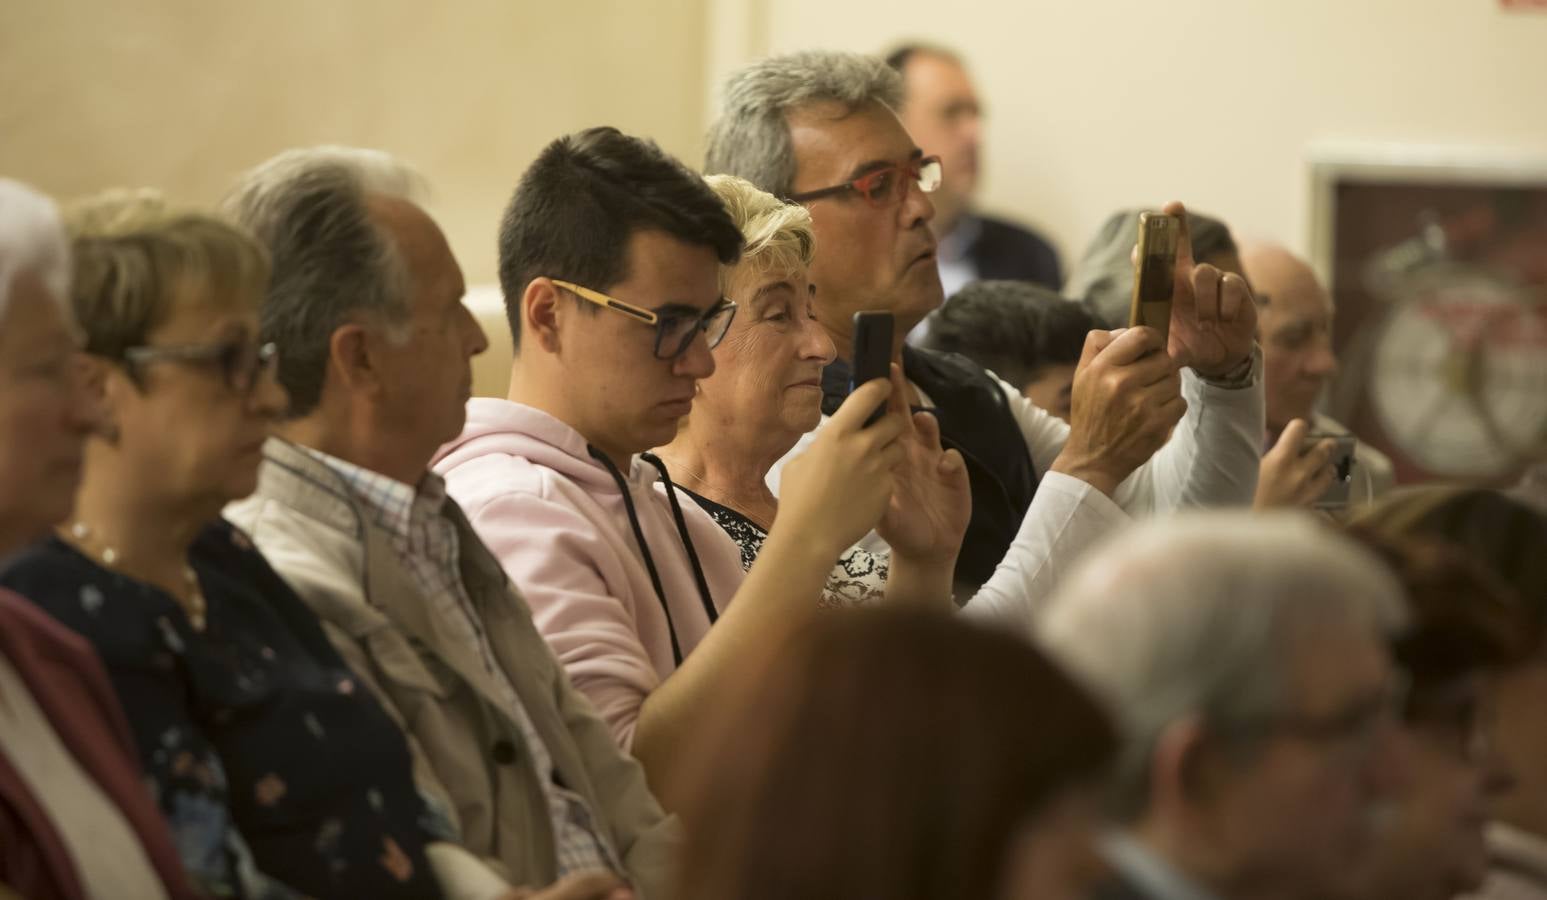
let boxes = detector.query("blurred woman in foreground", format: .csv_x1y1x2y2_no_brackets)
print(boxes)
673,607,1117,900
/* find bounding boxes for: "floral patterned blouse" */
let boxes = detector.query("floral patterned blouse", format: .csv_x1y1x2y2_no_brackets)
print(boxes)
0,520,446,900
682,489,890,607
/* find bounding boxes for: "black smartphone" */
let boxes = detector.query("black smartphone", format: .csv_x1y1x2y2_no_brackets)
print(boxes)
850,311,894,427
1129,211,1180,347
1306,431,1359,510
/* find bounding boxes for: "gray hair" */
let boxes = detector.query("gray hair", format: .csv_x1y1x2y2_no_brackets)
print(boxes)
1038,512,1408,821
0,179,72,329
222,146,423,417
704,51,903,198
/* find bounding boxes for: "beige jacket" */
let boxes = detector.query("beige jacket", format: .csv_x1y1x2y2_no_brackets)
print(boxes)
225,439,676,899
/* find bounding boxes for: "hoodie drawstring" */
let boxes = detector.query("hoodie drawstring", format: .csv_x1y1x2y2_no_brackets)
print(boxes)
588,445,685,667
641,453,719,629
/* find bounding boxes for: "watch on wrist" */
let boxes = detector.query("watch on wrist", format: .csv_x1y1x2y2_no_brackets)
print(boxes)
1201,347,1259,389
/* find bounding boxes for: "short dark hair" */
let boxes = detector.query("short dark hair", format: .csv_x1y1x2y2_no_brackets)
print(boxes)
919,280,1095,387
497,127,743,345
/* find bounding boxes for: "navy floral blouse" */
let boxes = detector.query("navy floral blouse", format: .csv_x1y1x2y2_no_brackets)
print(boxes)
0,520,446,900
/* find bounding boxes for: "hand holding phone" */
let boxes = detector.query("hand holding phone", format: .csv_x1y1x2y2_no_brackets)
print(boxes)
1308,430,1358,511
1253,419,1355,510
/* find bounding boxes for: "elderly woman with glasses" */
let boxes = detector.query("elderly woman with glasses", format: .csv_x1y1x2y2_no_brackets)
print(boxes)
653,174,968,606
0,194,457,900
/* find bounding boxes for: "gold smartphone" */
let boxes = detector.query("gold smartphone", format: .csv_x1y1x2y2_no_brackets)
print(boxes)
1129,212,1180,346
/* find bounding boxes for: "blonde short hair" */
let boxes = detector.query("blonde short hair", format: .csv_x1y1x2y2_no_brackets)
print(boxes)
704,174,815,296
67,189,269,360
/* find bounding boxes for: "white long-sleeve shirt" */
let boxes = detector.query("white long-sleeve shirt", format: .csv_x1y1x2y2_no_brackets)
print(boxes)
767,351,1265,635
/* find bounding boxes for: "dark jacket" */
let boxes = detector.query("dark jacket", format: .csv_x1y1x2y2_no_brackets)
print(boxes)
964,214,1063,290
822,345,1040,596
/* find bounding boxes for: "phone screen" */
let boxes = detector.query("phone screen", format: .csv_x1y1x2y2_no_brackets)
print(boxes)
1131,213,1179,344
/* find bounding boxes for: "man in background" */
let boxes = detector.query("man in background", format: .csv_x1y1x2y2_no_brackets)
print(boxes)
886,43,1062,314
1242,242,1395,507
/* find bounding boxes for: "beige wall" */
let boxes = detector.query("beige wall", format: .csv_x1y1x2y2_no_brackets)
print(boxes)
0,0,710,290
10,0,1545,280
8,1,1545,396
742,0,1547,270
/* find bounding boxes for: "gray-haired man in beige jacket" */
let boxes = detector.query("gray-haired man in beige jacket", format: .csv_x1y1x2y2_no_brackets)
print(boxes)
223,146,672,900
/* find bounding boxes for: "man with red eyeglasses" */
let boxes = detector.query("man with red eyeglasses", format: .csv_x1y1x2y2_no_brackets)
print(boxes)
705,50,1266,621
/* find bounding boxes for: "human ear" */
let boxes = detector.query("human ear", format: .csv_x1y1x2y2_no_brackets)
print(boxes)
523,278,564,355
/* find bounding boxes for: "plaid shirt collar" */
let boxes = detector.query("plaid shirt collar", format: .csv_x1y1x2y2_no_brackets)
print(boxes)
302,448,449,551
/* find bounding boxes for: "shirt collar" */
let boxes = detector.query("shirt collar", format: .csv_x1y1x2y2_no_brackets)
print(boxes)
1102,831,1225,900
301,447,446,546
937,213,984,263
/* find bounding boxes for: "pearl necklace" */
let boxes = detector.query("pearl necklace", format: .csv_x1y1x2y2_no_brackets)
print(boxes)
67,522,208,631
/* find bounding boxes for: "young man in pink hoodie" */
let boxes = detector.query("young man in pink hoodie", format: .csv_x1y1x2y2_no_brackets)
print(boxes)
432,127,966,790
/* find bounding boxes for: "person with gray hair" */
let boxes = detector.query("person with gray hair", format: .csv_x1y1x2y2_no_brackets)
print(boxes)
0,180,200,900
1240,242,1395,510
0,179,84,554
1039,512,1410,900
705,50,1264,617
223,147,667,900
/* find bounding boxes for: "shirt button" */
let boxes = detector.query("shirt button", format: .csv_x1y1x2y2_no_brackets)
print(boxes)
492,739,519,765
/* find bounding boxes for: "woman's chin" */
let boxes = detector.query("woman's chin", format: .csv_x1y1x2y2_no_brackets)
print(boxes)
787,409,824,438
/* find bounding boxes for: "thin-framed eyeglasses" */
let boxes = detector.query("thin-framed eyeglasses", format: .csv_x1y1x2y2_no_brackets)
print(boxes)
1220,672,1410,763
122,339,279,393
549,279,738,361
785,155,943,209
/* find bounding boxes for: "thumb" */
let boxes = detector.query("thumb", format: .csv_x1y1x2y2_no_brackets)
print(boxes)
1079,328,1118,368
937,447,966,479
828,378,893,433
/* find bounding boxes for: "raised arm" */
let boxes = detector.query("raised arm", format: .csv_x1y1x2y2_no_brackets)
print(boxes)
631,378,907,792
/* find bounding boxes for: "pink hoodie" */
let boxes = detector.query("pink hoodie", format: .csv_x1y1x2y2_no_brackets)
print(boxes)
431,398,747,749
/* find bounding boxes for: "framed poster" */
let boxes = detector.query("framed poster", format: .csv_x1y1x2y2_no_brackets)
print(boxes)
1307,145,1547,486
